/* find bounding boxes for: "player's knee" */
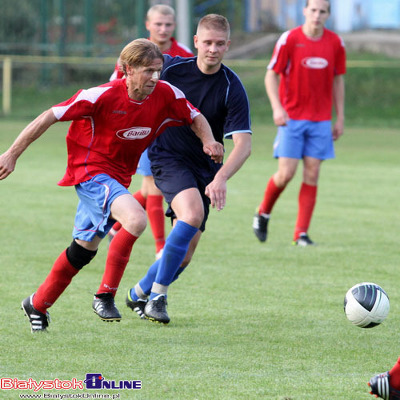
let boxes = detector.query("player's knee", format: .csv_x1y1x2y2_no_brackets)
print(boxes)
303,170,320,185
276,170,295,186
180,209,204,229
122,209,147,236
66,240,97,270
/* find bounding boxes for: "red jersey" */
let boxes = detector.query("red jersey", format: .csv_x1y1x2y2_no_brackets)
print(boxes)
110,37,194,80
165,37,194,57
268,26,346,121
52,79,199,188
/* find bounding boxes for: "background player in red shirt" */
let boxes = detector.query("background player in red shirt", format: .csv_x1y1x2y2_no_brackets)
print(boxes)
0,39,223,333
109,4,194,260
253,0,346,246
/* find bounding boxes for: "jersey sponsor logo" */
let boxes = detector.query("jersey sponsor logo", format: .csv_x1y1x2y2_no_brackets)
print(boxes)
116,127,151,140
301,57,328,69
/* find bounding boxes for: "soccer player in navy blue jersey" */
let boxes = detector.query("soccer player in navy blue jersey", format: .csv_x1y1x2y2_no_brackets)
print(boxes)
125,14,252,323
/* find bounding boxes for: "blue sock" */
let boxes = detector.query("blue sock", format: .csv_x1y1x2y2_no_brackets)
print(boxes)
129,287,139,301
133,260,160,299
149,221,198,300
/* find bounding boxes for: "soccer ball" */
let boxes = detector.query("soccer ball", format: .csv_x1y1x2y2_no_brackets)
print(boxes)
344,282,390,328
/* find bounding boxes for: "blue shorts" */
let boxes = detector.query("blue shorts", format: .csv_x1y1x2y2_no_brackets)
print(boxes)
273,119,335,160
136,149,152,176
73,174,131,241
151,159,217,232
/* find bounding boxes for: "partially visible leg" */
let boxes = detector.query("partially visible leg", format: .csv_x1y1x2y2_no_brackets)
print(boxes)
22,238,99,332
389,358,400,391
144,188,203,324
108,184,146,238
133,189,147,209
145,175,166,255
254,157,299,242
93,193,146,322
293,156,320,243
368,356,400,399
127,230,201,301
34,240,99,313
97,193,146,297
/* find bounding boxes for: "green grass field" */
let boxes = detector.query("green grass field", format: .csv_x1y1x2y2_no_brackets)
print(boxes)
0,119,399,400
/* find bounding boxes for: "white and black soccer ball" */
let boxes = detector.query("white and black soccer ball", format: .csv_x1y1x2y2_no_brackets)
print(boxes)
344,282,390,328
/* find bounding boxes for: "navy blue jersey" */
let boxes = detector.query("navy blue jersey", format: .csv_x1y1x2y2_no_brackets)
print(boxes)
148,55,252,173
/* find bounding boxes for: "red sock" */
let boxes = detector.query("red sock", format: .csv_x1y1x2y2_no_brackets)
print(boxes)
97,228,138,296
33,250,79,314
110,191,147,233
259,177,285,215
293,183,317,241
389,357,400,390
147,194,165,253
111,221,122,232
133,190,147,209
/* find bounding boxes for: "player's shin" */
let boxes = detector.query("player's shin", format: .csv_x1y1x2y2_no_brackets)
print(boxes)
97,228,138,296
33,242,97,313
150,221,198,299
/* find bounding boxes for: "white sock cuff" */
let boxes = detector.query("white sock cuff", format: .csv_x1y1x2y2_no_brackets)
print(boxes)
151,282,168,295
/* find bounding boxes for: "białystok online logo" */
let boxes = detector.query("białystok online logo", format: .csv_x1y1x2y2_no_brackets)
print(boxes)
0,374,142,391
84,374,141,390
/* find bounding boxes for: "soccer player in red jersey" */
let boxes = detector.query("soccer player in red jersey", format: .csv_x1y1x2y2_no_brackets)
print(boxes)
0,39,223,332
110,4,193,81
109,4,194,259
253,0,346,246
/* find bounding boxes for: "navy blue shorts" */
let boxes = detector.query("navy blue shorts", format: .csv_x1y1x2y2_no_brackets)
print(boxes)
151,159,217,232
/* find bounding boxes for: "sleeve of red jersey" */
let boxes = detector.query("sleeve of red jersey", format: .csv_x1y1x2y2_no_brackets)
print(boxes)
334,36,347,76
267,31,291,74
52,86,112,121
109,62,124,81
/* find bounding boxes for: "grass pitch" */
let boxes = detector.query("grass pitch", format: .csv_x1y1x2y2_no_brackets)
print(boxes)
0,120,399,399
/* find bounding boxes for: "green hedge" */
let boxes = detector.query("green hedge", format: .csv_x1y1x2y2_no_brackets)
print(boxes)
3,53,400,126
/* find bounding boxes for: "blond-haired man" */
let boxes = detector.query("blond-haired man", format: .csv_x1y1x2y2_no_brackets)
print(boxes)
0,39,223,332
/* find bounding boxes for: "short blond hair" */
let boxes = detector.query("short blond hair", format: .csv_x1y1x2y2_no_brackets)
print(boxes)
147,4,175,21
197,14,230,39
305,0,330,13
119,38,163,74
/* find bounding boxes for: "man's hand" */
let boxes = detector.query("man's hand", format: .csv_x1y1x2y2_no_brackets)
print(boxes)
0,109,57,181
0,151,17,180
205,175,227,211
332,119,344,141
203,141,224,163
272,105,289,127
190,114,224,163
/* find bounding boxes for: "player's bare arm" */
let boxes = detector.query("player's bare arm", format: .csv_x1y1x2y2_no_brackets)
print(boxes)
265,69,288,126
332,74,345,140
0,109,57,180
205,132,251,211
190,113,224,163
